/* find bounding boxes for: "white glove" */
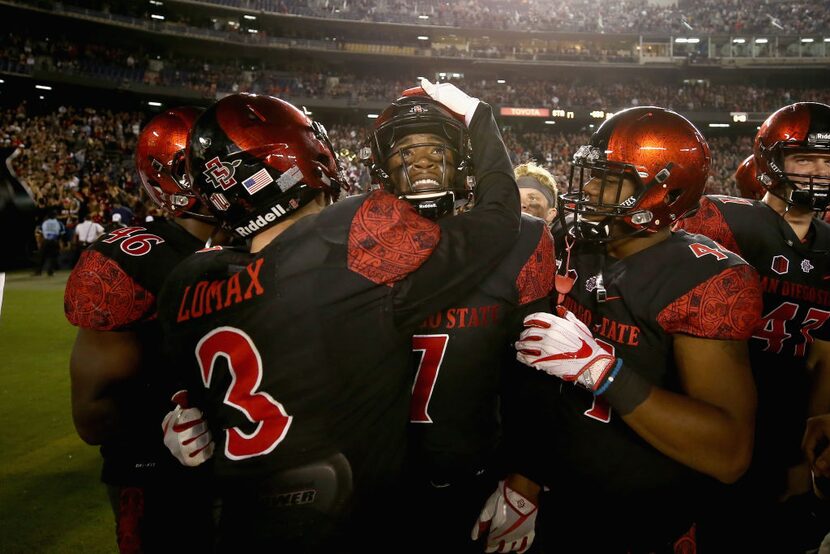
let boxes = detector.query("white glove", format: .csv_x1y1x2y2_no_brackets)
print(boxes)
161,390,214,467
472,480,537,553
515,307,617,391
418,77,480,126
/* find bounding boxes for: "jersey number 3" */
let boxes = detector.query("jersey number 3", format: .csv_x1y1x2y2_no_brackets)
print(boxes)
196,327,293,460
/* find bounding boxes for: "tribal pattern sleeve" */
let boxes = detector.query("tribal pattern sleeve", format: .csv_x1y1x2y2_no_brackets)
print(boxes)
65,249,156,331
657,265,762,340
348,191,441,285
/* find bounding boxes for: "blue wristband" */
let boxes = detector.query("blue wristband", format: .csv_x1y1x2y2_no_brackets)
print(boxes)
594,358,624,396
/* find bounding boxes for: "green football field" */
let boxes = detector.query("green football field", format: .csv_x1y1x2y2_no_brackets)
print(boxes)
0,271,113,553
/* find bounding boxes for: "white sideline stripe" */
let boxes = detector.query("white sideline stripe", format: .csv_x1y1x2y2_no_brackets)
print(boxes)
0,273,5,318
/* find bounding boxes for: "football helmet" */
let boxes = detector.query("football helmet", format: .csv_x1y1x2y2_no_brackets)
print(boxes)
187,93,345,238
735,155,763,200
754,102,830,212
135,106,205,217
563,106,710,241
362,87,472,220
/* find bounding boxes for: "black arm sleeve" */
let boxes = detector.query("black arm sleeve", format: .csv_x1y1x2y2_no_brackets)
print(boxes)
392,102,521,329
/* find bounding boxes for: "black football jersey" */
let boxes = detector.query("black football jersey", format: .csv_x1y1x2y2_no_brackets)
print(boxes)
157,103,521,540
64,220,205,485
676,195,830,490
509,230,761,549
408,214,555,478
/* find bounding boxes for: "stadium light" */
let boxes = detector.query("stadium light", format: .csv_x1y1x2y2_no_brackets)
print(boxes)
801,38,815,43
149,0,163,5
35,85,52,90
544,120,555,125
674,38,688,43
417,36,429,41
418,14,429,19
732,38,746,44
687,38,700,43
709,123,730,128
243,14,256,20
367,114,379,119
0,79,4,84
824,38,830,43
150,14,165,20
39,95,44,100
147,101,163,107
248,29,258,33
755,38,768,44
497,79,506,84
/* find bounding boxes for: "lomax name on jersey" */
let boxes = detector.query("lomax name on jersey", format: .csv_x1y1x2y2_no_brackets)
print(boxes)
177,258,265,322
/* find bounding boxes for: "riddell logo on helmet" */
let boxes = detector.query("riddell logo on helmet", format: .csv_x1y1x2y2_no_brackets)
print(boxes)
235,204,289,237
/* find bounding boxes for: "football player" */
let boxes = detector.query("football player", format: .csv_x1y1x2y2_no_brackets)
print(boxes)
516,162,558,225
479,106,763,552
362,89,556,553
675,101,830,552
735,154,764,200
64,106,216,553
156,84,521,552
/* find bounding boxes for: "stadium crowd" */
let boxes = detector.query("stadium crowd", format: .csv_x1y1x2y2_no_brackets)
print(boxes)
12,99,755,273
168,0,830,35
2,33,826,114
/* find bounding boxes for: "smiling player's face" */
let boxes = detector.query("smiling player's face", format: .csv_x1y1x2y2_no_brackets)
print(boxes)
387,133,456,194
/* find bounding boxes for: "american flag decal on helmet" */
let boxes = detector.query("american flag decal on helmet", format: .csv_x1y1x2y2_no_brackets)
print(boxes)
242,168,274,195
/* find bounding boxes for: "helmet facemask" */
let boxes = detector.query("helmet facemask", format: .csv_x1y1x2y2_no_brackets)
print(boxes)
563,145,660,242
760,145,830,213
365,95,473,220
384,132,469,220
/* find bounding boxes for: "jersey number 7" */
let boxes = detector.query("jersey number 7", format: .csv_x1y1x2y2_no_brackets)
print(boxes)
410,334,449,424
196,327,293,460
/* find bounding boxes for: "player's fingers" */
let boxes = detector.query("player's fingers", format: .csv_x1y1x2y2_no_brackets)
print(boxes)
184,428,211,450
815,448,830,478
472,519,490,541
523,312,555,329
170,389,189,407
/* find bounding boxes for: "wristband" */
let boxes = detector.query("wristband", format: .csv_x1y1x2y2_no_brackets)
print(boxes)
595,359,652,415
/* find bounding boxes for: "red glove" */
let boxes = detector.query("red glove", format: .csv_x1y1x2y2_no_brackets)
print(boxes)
515,307,618,391
161,390,214,467
472,480,537,553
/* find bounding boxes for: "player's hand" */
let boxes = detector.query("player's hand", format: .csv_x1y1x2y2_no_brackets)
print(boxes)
515,306,617,391
803,415,830,480
418,78,480,124
472,480,537,553
161,390,214,467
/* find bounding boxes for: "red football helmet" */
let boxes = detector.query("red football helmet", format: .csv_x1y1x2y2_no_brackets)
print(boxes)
735,155,763,200
563,106,711,241
362,87,472,220
136,106,204,217
754,102,830,212
186,93,345,238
